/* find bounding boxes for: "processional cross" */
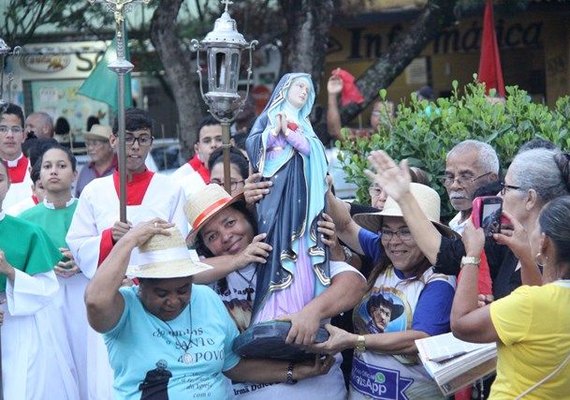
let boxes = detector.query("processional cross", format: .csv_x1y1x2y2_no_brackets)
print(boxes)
87,0,150,222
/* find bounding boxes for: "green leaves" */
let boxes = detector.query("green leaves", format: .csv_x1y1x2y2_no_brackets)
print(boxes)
337,80,570,217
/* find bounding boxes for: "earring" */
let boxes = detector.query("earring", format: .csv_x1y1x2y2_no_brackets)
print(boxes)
535,252,547,268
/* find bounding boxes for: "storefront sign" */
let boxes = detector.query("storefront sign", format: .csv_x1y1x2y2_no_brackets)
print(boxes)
21,54,71,73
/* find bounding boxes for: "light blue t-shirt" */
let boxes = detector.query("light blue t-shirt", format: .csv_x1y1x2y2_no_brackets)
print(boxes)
104,284,241,400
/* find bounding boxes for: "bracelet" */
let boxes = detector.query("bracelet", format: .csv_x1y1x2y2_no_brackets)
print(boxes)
285,362,298,385
342,245,353,263
461,256,481,268
355,335,366,352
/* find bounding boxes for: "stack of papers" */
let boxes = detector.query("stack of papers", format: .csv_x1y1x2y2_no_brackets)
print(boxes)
415,332,497,396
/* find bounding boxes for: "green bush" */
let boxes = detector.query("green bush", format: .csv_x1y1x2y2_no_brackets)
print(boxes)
337,79,570,218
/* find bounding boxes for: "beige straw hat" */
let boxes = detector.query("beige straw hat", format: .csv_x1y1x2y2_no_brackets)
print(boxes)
126,227,212,278
353,183,458,239
84,124,112,141
184,184,245,243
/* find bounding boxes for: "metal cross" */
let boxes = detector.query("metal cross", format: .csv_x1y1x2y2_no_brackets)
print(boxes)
88,0,150,62
87,0,150,223
221,0,233,12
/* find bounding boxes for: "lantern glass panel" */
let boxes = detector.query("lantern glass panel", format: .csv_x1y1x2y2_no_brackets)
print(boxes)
229,52,240,92
215,52,226,90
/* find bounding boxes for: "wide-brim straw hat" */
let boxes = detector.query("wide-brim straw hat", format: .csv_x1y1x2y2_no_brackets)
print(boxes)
184,184,245,244
126,227,212,278
84,124,112,141
353,183,458,239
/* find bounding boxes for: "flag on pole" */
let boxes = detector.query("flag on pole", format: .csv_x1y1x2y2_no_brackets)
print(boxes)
478,0,505,97
78,37,133,111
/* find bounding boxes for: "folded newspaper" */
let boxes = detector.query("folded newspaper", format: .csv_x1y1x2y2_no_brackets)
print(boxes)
415,332,497,396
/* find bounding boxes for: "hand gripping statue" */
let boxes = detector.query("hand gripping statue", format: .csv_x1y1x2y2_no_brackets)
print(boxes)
246,73,330,327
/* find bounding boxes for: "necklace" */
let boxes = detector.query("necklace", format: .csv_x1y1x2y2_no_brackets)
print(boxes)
235,266,258,301
162,306,194,365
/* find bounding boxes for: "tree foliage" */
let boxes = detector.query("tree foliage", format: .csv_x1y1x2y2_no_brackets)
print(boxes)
337,80,570,217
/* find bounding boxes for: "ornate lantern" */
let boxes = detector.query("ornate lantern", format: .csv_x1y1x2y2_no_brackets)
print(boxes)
191,0,258,192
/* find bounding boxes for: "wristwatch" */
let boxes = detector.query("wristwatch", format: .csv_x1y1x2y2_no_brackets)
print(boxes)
355,335,366,352
461,256,481,267
286,362,298,385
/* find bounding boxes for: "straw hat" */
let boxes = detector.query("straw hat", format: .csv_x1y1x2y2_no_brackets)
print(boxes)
84,124,112,141
184,184,245,243
126,227,212,278
353,183,457,239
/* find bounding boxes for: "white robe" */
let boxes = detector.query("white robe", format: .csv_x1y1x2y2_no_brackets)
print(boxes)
3,157,32,212
65,173,188,400
170,162,207,199
2,270,80,400
6,195,37,216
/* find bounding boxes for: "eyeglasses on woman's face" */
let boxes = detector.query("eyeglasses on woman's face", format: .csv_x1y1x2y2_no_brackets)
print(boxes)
380,227,413,242
500,182,522,196
210,179,245,193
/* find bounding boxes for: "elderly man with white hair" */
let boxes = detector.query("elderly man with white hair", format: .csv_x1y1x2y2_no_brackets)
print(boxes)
443,140,500,234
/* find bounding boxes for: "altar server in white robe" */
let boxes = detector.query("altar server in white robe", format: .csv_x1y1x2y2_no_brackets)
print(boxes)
66,108,189,400
0,160,80,400
0,103,33,211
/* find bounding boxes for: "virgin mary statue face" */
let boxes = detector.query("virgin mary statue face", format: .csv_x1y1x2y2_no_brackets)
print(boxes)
287,78,310,109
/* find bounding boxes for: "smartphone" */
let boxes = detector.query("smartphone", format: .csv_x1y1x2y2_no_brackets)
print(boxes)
472,196,503,236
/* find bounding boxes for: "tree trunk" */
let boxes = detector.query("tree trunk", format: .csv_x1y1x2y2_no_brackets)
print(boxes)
150,0,203,157
279,0,334,93
339,0,459,123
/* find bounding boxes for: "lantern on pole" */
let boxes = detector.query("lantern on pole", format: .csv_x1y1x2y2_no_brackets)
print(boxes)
0,38,21,112
191,0,257,194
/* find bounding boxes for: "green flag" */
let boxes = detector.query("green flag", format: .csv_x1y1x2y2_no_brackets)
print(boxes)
78,37,133,111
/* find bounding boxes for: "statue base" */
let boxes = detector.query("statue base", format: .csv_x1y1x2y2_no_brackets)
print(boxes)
232,320,329,361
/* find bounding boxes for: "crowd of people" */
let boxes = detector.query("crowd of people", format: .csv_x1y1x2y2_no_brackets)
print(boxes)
0,68,569,400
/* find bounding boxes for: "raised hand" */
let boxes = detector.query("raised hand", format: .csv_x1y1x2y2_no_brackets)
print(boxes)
327,70,343,96
364,150,412,202
461,220,485,257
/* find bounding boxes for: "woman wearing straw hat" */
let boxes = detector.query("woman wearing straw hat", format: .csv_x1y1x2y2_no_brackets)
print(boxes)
85,219,335,400
186,184,366,399
310,181,457,399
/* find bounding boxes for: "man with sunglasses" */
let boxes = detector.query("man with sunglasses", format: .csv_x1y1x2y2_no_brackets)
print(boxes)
0,103,34,211
443,140,500,234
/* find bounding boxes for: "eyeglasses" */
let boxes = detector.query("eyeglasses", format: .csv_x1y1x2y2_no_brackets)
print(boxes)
380,228,413,242
500,182,522,195
211,179,245,192
0,125,24,135
368,186,384,197
123,134,153,147
440,171,493,187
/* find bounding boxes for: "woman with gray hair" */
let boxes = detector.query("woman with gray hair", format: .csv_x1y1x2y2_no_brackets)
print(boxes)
493,148,570,289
